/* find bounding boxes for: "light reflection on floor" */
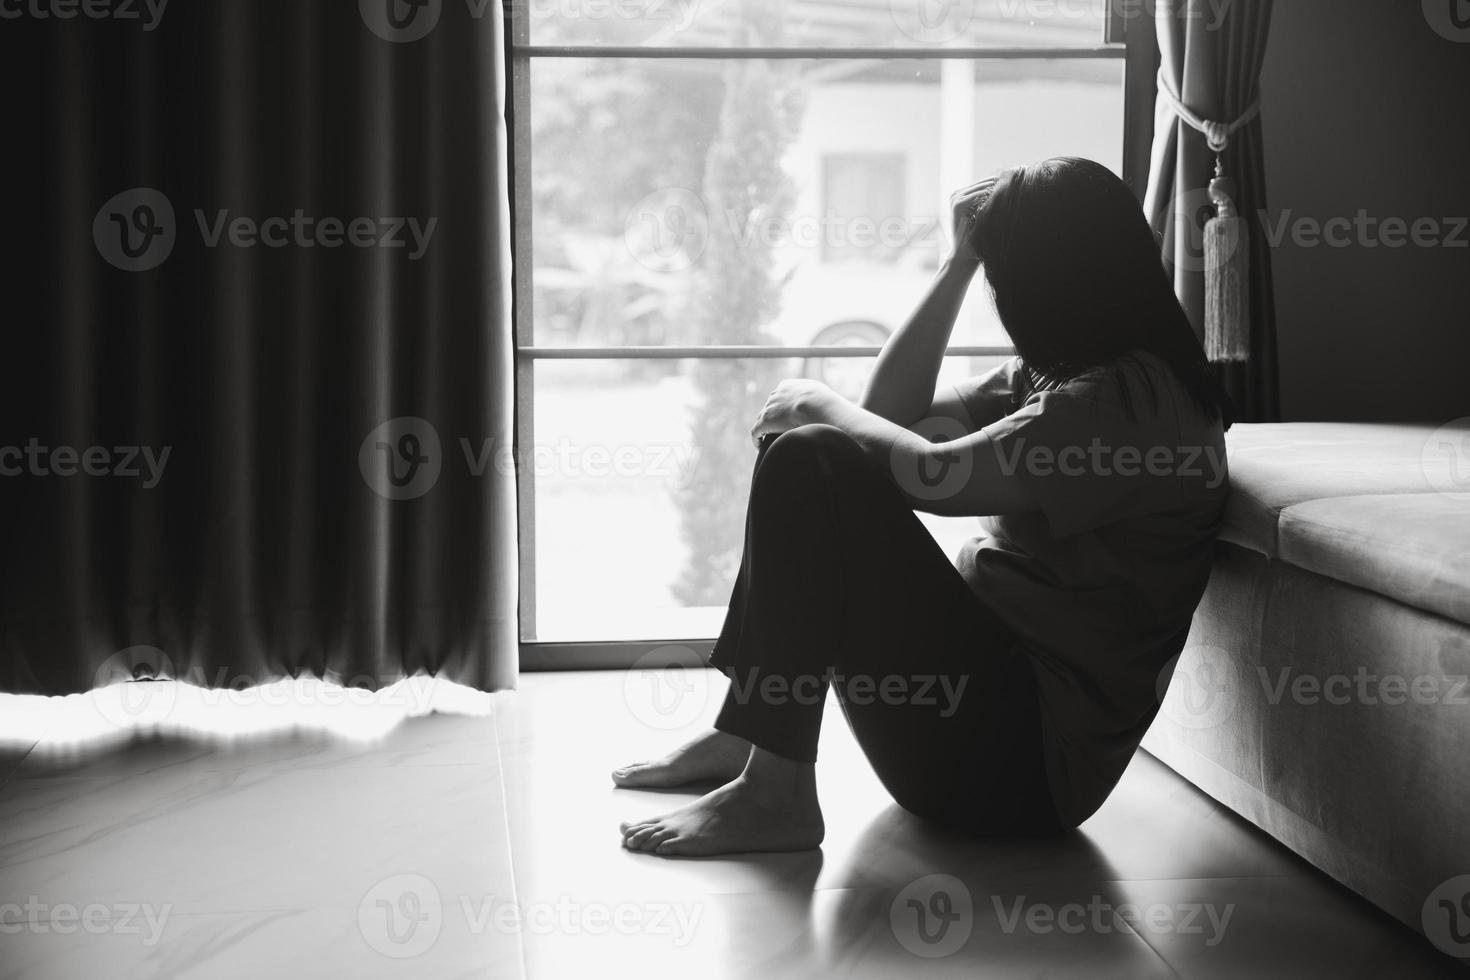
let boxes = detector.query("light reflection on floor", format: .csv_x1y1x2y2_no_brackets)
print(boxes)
0,675,497,755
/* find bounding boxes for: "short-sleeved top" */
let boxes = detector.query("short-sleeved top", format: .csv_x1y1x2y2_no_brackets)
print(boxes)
953,351,1228,827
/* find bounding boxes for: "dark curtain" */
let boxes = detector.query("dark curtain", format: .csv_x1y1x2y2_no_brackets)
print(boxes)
0,0,518,693
1144,0,1280,421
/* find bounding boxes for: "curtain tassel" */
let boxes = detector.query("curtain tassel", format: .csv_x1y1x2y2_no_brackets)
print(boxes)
1204,158,1250,363
1156,69,1261,363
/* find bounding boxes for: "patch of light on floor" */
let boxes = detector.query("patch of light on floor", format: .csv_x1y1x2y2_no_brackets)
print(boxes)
0,674,496,751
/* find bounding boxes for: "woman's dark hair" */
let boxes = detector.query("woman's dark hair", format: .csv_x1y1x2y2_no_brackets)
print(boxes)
971,156,1234,429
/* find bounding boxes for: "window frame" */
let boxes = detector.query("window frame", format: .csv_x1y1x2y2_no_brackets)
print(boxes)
509,9,1156,671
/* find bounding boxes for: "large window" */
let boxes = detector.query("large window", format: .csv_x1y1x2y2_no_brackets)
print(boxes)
512,0,1130,659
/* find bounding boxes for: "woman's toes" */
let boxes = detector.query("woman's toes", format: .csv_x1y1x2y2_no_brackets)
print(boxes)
613,760,681,788
654,837,686,856
637,828,673,852
647,827,678,850
620,821,656,842
627,823,666,850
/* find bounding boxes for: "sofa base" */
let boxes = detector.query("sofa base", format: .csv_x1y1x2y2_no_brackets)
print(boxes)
1142,541,1470,956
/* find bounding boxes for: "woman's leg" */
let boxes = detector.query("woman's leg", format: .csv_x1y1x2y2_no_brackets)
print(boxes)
618,424,1060,855
721,424,1060,835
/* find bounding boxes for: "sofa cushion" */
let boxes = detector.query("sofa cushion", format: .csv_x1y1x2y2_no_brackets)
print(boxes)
1279,493,1470,627
1221,421,1470,558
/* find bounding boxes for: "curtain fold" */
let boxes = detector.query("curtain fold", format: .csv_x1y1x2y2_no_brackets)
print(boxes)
1144,0,1280,421
0,0,518,694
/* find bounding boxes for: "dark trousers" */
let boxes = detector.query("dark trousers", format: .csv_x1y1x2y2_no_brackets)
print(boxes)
709,424,1064,837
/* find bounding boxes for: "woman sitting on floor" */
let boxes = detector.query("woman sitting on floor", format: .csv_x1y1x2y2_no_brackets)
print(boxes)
613,156,1234,857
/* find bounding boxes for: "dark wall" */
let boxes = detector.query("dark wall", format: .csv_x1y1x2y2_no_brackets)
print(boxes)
1260,0,1470,422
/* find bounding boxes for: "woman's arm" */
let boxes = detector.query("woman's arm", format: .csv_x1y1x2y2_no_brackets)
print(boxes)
751,379,1035,518
860,257,978,426
860,178,995,428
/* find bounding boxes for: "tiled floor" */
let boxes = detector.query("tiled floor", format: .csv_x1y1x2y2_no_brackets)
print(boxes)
0,670,1463,979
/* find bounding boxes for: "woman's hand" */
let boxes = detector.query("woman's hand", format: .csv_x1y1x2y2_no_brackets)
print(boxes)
750,379,837,449
944,176,998,269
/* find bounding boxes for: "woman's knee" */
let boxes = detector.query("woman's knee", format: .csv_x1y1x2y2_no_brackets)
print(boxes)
762,424,864,478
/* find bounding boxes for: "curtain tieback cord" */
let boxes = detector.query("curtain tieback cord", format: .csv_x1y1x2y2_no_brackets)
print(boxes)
1156,67,1261,153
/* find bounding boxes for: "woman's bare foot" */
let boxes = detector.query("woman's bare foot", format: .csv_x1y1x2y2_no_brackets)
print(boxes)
611,729,751,789
619,748,825,857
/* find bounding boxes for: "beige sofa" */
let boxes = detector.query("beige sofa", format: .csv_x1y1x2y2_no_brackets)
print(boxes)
1144,421,1470,958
